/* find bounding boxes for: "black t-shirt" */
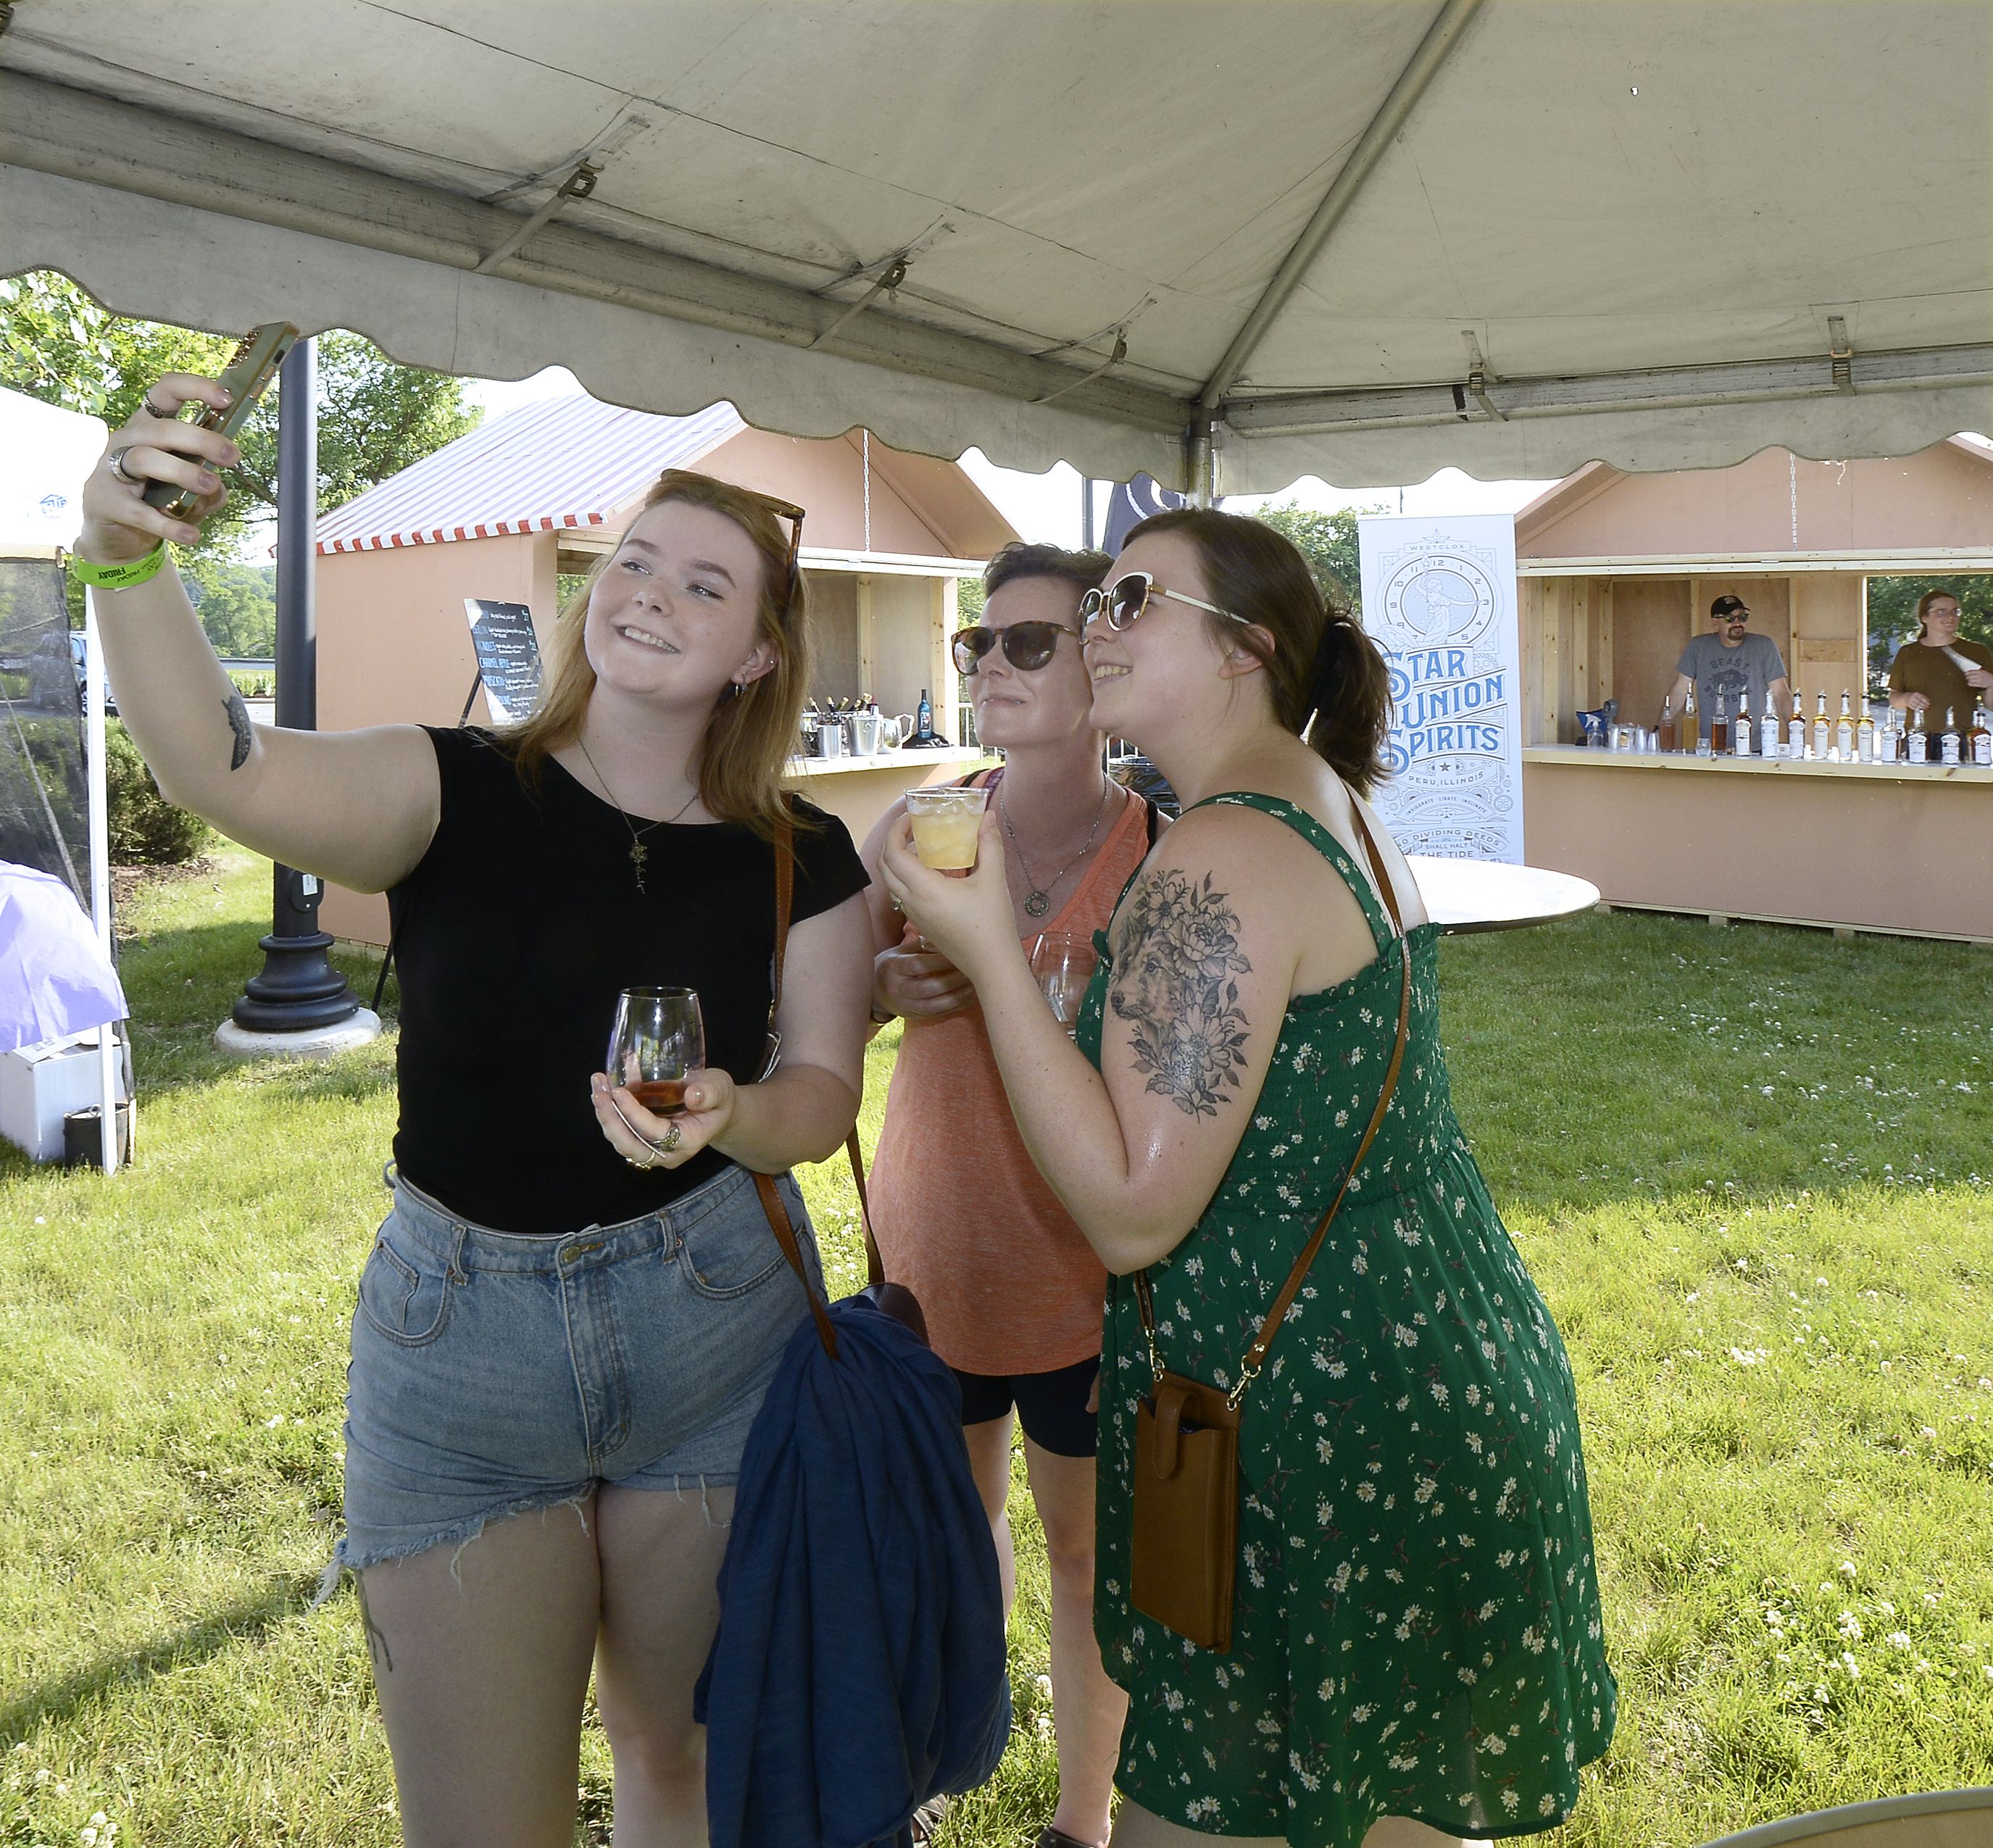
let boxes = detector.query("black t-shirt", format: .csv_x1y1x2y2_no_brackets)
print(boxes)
388,727,869,1234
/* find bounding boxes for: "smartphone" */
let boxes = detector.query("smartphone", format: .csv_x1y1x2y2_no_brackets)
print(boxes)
141,321,299,520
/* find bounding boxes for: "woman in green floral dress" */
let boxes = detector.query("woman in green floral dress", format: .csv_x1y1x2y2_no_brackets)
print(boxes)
881,511,1615,1847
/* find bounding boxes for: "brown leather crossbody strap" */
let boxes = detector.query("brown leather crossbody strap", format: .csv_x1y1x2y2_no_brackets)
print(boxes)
754,804,887,1358
1136,802,1413,1410
754,1170,841,1360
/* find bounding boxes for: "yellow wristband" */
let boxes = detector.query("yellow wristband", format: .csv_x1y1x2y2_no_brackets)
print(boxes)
71,543,167,590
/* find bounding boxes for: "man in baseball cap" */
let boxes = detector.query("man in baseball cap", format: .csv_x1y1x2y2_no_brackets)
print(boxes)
1665,595,1792,741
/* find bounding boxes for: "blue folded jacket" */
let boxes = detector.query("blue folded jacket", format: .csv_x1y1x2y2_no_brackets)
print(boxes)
696,1294,1012,1848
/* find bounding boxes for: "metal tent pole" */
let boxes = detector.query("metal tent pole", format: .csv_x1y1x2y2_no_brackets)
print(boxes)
82,599,117,1170
228,336,362,1035
1197,0,1486,420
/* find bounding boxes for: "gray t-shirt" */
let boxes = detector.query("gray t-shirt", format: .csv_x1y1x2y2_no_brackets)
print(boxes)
1676,632,1788,735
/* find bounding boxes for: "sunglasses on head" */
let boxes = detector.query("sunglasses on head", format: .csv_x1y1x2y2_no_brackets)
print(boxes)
654,470,806,600
952,621,1083,674
1078,570,1249,633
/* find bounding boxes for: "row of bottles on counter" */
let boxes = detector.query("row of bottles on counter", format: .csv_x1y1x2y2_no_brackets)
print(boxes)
1655,687,1992,765
797,688,946,758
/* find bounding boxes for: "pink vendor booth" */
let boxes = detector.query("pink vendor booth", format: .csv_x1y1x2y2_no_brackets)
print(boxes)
1514,440,1992,945
309,396,1017,946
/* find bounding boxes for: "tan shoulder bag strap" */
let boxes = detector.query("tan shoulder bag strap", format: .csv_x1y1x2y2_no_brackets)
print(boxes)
752,805,889,1361
1135,803,1413,1409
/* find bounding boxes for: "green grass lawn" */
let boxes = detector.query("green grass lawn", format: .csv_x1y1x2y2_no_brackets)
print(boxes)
3,849,1989,1848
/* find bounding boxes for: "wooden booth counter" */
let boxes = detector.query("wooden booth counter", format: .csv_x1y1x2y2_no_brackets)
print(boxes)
1522,746,1992,944
1511,443,1993,945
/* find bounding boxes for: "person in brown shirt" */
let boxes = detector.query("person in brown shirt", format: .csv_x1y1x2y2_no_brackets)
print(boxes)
1888,589,1993,744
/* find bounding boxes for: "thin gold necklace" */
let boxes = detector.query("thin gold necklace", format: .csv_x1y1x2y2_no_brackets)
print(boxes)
575,735,699,896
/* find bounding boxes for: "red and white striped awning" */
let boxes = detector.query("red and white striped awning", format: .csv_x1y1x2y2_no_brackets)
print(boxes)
314,396,743,553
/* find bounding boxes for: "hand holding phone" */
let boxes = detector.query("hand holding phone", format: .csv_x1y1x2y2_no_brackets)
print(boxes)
139,322,298,520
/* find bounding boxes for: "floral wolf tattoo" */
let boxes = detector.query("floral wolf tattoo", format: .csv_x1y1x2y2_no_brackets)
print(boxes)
1110,867,1252,1117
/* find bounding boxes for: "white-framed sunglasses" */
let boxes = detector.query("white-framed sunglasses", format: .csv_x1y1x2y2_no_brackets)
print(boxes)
1079,571,1249,633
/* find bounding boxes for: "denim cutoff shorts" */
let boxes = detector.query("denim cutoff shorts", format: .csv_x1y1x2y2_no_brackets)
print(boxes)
329,1161,821,1585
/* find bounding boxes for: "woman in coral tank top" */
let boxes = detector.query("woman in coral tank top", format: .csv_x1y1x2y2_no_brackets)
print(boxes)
862,543,1163,1848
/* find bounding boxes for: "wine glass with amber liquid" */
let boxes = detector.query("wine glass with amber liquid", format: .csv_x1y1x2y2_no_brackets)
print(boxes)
608,986,704,1116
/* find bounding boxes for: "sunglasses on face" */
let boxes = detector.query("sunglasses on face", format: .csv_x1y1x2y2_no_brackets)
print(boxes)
952,620,1084,675
1715,609,1750,623
1078,570,1249,634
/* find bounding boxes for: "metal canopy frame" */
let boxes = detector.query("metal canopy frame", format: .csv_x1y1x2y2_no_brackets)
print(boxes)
2,1,1988,498
0,71,1186,436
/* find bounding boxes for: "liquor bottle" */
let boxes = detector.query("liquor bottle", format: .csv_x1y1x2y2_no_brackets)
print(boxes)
1812,690,1831,761
1759,694,1781,759
1907,707,1928,765
1787,687,1808,758
1971,704,1992,767
1731,689,1751,756
1834,691,1855,761
1686,684,1707,755
1857,702,1876,762
1939,706,1963,766
1710,695,1730,757
1657,694,1677,754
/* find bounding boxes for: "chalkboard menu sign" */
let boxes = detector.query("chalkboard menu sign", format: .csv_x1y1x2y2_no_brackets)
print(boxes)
463,599,544,724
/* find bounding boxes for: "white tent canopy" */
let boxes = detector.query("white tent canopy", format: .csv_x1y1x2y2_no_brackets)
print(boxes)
1,0,1987,496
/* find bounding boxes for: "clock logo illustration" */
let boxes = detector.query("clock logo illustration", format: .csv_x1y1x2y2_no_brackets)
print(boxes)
1380,552,1497,649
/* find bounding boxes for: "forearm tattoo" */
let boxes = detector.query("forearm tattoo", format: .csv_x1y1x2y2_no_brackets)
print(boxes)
222,690,252,771
1108,867,1253,1117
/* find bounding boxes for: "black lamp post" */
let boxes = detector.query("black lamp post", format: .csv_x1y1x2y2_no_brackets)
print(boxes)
230,335,361,1033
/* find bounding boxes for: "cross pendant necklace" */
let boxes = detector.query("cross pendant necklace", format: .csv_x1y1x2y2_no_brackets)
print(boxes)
1000,779,1111,918
575,736,699,897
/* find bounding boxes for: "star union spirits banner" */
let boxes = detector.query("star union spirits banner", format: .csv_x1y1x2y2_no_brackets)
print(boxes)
1355,514,1523,863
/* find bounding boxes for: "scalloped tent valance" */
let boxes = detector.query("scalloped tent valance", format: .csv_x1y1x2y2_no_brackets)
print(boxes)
1,0,1987,496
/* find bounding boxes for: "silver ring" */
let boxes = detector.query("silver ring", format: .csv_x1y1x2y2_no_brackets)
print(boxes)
141,396,175,420
108,446,141,486
661,1122,682,1153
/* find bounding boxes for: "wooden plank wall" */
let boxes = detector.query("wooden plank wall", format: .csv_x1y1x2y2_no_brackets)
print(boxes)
1523,575,1616,743
1792,575,1865,712
1611,578,1692,725
1521,570,1871,736
1520,578,1545,744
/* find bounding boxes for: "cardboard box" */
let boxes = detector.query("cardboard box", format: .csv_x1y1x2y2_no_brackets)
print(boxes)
0,1031,129,1162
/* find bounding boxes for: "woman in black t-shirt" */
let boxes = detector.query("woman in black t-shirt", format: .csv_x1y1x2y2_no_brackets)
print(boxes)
77,383,873,1847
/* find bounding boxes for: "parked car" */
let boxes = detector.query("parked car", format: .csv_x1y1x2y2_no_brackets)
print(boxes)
65,633,116,716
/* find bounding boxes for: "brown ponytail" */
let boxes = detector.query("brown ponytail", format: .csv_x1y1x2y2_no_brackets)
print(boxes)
1123,507,1393,795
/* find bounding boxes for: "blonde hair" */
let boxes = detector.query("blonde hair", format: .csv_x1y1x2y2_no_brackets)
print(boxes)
504,470,812,841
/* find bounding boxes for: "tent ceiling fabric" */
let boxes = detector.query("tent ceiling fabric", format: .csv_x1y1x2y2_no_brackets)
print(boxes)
1,1,1987,494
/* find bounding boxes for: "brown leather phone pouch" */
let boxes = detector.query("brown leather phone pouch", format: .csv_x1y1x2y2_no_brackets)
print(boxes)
1131,1370,1241,1653
1123,804,1411,1658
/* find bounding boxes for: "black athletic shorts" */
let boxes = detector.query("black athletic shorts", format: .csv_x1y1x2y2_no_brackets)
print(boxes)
951,1354,1100,1458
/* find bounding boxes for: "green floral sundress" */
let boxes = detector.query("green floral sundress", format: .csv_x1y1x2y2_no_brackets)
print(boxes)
1078,794,1615,1846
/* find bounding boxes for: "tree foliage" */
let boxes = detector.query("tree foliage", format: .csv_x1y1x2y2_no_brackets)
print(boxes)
104,720,209,865
1864,575,1993,688
1,272,478,648
188,563,278,659
1247,501,1385,615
